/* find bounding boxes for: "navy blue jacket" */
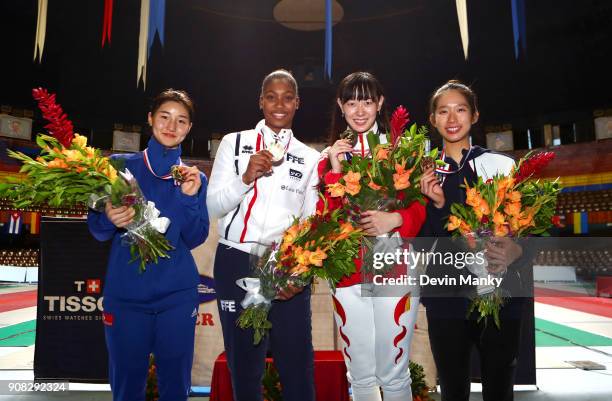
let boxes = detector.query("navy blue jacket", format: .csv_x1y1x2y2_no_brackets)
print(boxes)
88,137,209,311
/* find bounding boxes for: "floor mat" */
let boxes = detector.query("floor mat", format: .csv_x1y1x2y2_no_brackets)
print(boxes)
0,320,36,347
0,290,37,313
535,318,612,347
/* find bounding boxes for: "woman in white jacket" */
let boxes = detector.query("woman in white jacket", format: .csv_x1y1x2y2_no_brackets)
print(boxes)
206,70,319,401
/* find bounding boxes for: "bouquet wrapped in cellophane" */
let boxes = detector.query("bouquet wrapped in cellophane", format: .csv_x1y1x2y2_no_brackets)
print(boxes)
325,106,442,273
237,204,363,344
0,88,173,272
447,151,560,328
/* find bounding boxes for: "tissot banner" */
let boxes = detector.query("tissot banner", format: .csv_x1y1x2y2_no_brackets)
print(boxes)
34,218,110,382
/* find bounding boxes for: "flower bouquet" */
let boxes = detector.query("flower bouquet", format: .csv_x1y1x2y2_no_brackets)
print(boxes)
447,151,559,328
326,106,441,273
0,88,173,272
236,204,363,344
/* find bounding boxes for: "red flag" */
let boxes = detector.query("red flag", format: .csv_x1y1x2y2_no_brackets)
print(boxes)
87,279,101,294
102,0,113,47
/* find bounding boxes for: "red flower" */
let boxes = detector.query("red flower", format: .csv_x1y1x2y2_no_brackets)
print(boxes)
390,105,410,147
481,215,490,224
551,215,564,228
514,151,555,184
32,88,74,148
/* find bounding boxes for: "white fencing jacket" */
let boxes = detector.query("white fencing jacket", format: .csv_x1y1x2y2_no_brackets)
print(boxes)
207,120,320,254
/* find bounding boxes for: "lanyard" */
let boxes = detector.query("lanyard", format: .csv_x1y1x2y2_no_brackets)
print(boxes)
143,148,184,186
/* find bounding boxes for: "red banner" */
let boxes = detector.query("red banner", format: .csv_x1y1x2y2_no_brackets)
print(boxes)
101,0,113,47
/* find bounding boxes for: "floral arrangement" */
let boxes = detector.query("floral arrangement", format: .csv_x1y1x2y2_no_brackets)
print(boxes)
409,360,434,401
447,151,559,328
326,106,439,215
262,361,282,401
146,354,159,401
325,106,441,275
237,204,363,344
0,88,173,272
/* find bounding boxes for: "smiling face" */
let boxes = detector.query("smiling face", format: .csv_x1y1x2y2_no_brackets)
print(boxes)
338,96,384,134
147,100,192,148
430,89,479,145
259,78,299,133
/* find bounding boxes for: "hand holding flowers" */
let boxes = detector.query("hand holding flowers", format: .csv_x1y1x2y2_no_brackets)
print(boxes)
237,205,363,344
0,88,174,273
447,151,559,328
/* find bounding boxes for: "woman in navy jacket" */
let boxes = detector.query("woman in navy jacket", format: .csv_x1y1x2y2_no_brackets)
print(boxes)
88,89,209,401
419,81,529,401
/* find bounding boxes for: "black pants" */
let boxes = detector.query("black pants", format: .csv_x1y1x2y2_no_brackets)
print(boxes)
214,245,315,401
426,305,524,401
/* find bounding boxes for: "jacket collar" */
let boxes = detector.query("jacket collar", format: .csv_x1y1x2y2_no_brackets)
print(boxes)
255,119,293,149
145,136,182,176
351,122,383,155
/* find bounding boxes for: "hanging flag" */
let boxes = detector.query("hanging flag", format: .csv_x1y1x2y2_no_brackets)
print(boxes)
34,0,48,62
8,212,23,235
456,0,469,60
511,0,527,59
102,0,114,47
148,0,166,56
573,211,589,235
30,212,41,235
324,0,332,81
137,0,151,88
137,0,166,89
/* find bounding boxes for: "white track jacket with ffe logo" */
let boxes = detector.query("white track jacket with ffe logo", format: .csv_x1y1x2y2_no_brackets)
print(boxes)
207,120,320,254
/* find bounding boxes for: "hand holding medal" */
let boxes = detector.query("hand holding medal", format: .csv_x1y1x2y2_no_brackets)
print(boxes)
173,165,202,196
267,141,286,164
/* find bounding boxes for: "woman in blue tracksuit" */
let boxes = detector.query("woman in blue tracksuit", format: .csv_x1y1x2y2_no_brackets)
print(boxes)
88,89,209,401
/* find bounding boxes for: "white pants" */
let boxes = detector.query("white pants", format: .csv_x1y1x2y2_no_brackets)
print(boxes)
333,284,419,401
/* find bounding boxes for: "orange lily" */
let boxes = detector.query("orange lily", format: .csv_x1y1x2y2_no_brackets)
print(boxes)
345,181,361,196
327,182,346,197
494,223,509,237
71,133,88,148
47,158,68,169
367,171,382,191
465,185,481,208
504,201,522,217
343,171,362,196
308,247,328,267
393,161,413,190
493,211,505,226
290,264,310,276
343,170,361,185
506,191,521,203
375,146,389,161
335,222,355,240
447,215,463,231
473,198,490,221
61,149,83,163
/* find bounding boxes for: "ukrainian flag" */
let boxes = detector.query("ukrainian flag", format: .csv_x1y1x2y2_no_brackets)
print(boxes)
573,212,589,234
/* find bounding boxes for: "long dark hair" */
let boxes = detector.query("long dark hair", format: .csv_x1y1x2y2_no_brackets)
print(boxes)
328,72,390,145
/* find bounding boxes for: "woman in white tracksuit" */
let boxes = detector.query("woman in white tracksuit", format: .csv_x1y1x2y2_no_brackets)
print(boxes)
207,70,320,401
317,72,425,401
